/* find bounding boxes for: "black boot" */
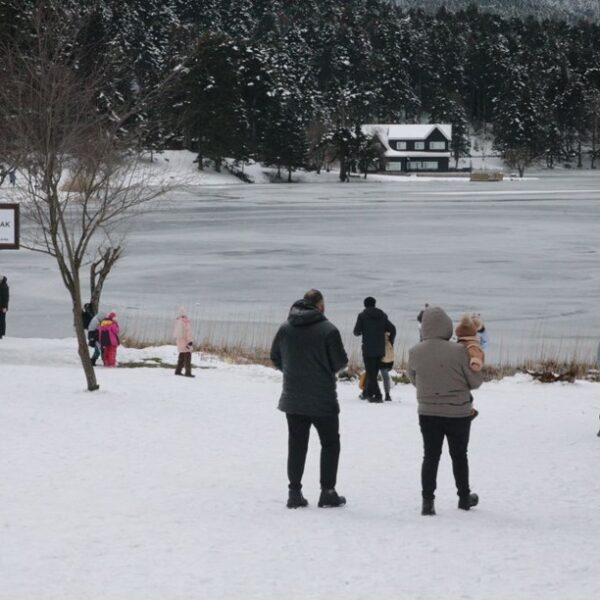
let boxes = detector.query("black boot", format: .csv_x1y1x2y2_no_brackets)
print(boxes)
421,498,435,516
385,393,392,402
458,493,479,510
318,489,346,508
287,489,308,509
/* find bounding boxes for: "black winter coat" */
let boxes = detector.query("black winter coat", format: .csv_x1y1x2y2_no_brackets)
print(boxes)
0,277,9,309
271,300,348,417
353,307,396,358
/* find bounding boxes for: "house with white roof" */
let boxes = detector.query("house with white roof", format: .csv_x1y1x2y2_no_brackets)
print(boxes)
362,124,453,172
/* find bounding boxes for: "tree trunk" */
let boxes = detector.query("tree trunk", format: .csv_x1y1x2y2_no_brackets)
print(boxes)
287,167,292,183
90,247,122,315
339,158,347,182
518,165,525,178
577,141,583,168
71,284,99,391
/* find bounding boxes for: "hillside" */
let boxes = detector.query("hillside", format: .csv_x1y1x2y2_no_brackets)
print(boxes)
394,0,600,21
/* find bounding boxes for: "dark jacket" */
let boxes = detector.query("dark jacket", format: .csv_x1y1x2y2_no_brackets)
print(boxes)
0,277,8,310
271,300,348,417
353,307,396,358
408,307,483,418
82,305,94,330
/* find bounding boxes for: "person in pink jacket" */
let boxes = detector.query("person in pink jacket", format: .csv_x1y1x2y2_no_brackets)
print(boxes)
174,308,195,377
98,312,120,367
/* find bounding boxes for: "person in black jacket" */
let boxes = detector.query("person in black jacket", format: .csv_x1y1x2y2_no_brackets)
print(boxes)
271,289,349,509
353,297,396,402
0,274,9,339
81,303,95,331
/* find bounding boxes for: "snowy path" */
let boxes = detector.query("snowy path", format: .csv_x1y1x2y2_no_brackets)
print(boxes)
1,338,599,599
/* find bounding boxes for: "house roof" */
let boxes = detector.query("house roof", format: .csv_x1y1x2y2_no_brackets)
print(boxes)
384,150,452,158
362,123,452,141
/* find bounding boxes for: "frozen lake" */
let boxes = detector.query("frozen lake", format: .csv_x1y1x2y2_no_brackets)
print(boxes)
2,172,600,363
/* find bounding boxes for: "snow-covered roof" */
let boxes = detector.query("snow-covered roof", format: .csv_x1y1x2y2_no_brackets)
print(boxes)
362,123,452,142
384,150,452,158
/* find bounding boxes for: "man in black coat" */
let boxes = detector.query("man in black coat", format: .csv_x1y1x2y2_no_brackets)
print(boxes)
353,296,396,402
0,274,9,339
271,289,349,509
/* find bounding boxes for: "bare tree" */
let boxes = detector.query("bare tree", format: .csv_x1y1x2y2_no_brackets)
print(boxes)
89,244,123,316
503,147,540,178
0,7,170,390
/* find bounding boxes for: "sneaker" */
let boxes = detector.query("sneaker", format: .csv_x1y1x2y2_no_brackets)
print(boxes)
358,392,368,400
318,489,346,508
287,489,308,509
421,498,435,516
458,493,479,510
384,393,392,402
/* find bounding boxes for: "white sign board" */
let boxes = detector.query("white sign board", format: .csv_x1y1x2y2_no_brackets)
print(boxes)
0,204,19,249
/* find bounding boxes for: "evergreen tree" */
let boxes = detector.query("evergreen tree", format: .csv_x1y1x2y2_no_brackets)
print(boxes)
493,74,548,176
430,94,471,168
261,94,308,182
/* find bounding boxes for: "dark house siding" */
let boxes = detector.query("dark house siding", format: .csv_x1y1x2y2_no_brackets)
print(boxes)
425,127,449,151
406,157,450,171
388,127,449,152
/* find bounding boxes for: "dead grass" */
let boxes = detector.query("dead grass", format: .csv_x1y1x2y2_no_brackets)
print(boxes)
121,335,599,383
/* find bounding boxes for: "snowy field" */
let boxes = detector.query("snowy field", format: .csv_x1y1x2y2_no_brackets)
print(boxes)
1,157,600,363
1,337,599,600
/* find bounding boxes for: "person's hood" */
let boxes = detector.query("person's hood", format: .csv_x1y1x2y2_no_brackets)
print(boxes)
421,307,453,341
178,307,188,319
362,306,385,320
0,275,6,283
287,299,326,327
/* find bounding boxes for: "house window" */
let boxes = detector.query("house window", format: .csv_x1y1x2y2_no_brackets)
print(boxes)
429,141,446,150
386,160,402,171
396,141,407,150
414,141,425,150
408,160,439,171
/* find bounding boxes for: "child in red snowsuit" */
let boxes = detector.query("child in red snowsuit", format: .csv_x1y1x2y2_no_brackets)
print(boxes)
99,312,120,367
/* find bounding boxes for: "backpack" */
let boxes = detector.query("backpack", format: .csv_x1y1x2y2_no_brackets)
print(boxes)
100,328,112,347
99,320,113,347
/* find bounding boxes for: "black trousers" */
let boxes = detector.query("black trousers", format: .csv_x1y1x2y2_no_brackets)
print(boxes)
363,355,383,399
0,311,5,338
175,352,192,375
286,414,340,491
419,415,472,500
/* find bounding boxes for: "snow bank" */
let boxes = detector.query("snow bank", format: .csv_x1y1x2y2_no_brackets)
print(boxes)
1,337,599,599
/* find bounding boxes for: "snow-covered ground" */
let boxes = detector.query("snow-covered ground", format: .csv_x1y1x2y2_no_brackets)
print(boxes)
1,337,599,599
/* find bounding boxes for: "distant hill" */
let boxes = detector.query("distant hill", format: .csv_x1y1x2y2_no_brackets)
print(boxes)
393,0,600,22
